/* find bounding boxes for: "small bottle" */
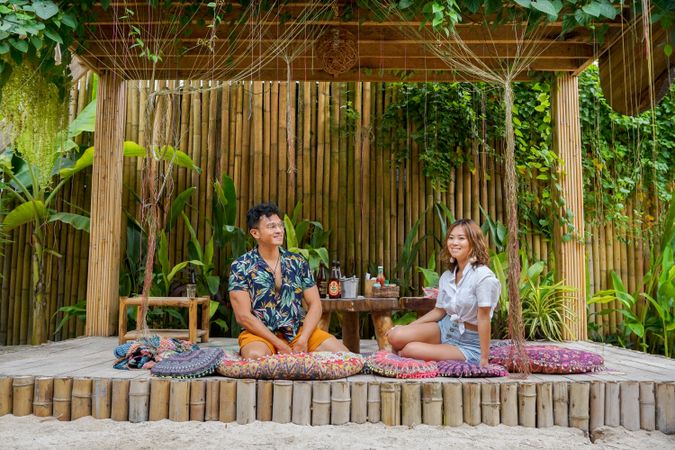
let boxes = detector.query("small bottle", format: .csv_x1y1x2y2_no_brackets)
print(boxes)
328,260,342,299
376,265,385,287
316,264,328,298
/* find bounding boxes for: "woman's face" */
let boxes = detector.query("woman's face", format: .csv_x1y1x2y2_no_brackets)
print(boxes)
446,225,472,264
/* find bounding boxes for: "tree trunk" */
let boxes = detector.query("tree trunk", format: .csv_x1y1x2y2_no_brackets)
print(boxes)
31,231,47,345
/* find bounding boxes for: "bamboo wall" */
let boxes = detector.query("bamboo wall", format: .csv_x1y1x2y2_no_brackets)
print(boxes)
0,78,650,345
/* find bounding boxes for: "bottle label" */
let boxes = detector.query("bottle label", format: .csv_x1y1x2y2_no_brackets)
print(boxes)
328,280,341,298
318,280,328,297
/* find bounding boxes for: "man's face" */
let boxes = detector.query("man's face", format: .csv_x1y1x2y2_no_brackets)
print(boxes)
251,214,285,247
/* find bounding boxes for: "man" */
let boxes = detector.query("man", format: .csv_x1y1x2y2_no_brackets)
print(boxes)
228,202,348,358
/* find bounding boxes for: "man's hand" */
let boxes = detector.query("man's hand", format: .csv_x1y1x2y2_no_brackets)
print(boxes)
480,356,490,368
274,339,293,354
292,335,309,353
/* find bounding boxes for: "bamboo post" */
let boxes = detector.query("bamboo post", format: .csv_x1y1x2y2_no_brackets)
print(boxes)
205,379,220,421
12,376,34,417
219,379,236,423
381,382,401,426
312,381,331,426
53,377,73,421
32,377,53,417
655,382,674,433
518,382,536,427
190,379,206,421
272,380,293,423
463,382,481,426
481,383,500,426
149,378,170,421
128,379,149,423
257,380,273,421
422,382,442,426
236,379,256,424
553,381,569,427
401,382,422,427
500,382,518,426
111,379,130,421
367,382,381,424
589,381,605,431
331,381,351,425
639,382,655,431
604,381,620,427
0,376,11,416
71,377,92,420
569,382,590,431
86,72,127,336
92,378,112,419
442,381,463,426
350,381,368,424
169,380,190,422
620,381,640,431
292,381,312,426
536,382,553,428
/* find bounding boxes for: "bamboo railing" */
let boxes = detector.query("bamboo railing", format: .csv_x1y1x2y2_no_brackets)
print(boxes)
0,78,653,344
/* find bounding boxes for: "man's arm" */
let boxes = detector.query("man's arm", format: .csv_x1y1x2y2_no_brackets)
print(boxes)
230,290,292,354
292,285,323,353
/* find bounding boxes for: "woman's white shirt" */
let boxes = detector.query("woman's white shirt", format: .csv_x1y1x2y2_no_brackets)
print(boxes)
434,264,501,334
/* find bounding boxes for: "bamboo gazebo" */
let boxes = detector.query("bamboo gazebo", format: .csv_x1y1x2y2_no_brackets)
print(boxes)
72,1,671,342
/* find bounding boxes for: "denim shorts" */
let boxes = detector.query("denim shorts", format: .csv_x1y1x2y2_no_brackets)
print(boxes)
437,315,481,365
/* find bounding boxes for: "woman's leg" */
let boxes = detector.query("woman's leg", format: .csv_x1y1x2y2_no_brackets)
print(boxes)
387,322,441,352
399,342,466,361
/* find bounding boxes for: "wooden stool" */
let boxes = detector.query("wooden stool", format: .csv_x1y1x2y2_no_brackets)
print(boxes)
118,296,210,344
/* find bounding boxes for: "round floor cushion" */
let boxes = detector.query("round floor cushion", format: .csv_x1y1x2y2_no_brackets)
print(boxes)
437,359,508,378
489,344,605,374
151,347,224,378
216,351,364,380
365,351,438,379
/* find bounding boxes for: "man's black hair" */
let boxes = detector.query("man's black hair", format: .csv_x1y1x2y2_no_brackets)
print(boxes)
246,202,281,230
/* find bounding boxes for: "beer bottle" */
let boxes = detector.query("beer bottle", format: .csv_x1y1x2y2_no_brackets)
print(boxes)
316,264,328,298
328,260,341,299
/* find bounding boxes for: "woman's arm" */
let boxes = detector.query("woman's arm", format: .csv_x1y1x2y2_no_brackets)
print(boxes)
476,306,491,367
411,307,446,325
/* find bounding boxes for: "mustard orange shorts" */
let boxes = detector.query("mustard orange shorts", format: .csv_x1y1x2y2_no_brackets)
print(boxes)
238,326,334,354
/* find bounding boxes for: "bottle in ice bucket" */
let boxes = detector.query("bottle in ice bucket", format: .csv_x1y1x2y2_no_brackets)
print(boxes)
328,260,342,298
316,263,328,298
376,265,385,287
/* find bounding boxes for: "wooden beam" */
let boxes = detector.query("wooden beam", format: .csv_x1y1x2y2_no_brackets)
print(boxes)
551,74,587,341
86,72,127,336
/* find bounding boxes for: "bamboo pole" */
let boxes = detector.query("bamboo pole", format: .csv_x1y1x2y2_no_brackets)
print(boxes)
168,380,190,422
71,377,92,420
92,378,112,419
149,378,170,421
0,376,12,416
277,82,288,213
569,382,590,431
272,380,292,423
589,381,605,431
252,81,264,204
312,381,331,426
500,382,518,426
269,82,279,205
219,379,237,423
32,377,53,417
53,377,73,421
380,382,400,426
518,382,536,428
111,379,130,421
205,379,220,421
331,381,351,425
401,382,422,427
422,382,442,426
655,382,674,433
481,383,500,426
292,381,312,426
604,381,620,427
536,382,553,428
639,382,655,431
129,379,149,423
442,381,463,427
367,381,381,424
463,382,481,426
190,379,206,422
236,379,256,425
256,379,273,421
350,381,368,424
620,381,640,431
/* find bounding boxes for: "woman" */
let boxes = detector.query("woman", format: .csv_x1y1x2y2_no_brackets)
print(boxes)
387,219,500,367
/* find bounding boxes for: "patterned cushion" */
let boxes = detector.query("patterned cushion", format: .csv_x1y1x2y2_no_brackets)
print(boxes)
113,336,199,370
436,359,508,378
364,351,438,379
489,344,605,374
151,347,224,378
217,352,364,380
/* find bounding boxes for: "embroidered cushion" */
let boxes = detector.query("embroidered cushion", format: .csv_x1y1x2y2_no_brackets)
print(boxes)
364,351,438,379
436,359,508,378
217,352,364,380
151,347,224,378
113,336,199,370
489,344,605,374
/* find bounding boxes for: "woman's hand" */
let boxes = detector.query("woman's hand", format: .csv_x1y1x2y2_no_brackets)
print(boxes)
479,356,490,368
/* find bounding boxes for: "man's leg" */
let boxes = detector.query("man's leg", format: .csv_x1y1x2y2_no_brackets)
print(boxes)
238,330,275,358
301,327,349,352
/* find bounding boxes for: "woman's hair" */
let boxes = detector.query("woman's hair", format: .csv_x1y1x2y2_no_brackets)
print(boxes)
439,219,490,272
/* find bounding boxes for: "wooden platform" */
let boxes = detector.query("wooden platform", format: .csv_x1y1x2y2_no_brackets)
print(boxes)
0,337,673,433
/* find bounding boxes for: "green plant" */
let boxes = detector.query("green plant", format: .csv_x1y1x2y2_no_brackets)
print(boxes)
283,202,330,273
53,299,86,337
417,253,440,289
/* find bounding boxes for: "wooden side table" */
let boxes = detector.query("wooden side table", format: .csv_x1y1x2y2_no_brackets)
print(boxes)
118,296,210,344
